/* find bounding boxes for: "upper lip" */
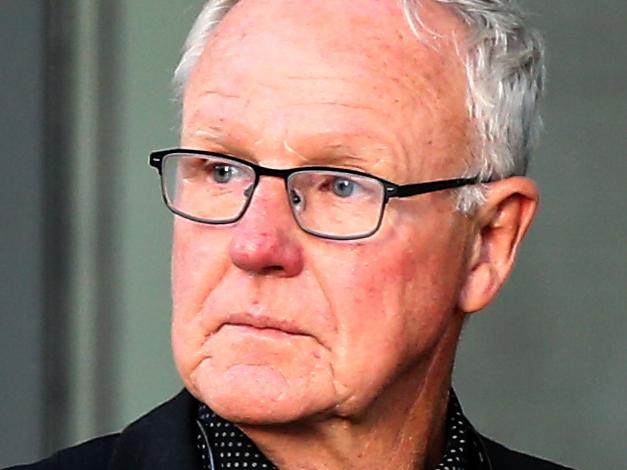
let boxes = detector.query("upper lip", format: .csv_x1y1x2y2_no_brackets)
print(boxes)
221,311,309,336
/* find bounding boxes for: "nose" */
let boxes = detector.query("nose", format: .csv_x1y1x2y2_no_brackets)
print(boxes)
228,179,304,277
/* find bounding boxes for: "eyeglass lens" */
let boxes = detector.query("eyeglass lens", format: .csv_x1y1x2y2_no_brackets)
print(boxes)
161,153,385,239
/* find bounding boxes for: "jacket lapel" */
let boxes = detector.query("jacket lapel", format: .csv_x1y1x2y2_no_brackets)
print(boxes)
107,389,201,470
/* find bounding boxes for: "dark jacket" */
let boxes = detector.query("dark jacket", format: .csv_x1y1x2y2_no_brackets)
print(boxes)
7,390,573,470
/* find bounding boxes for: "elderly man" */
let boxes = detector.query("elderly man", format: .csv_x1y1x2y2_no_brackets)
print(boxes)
10,0,572,469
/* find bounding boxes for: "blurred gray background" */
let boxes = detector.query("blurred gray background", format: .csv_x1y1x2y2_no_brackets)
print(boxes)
1,0,625,468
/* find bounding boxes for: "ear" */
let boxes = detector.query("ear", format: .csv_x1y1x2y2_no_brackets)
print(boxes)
458,176,539,313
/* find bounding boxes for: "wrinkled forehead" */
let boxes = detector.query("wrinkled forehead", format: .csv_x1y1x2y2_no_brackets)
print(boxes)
182,0,470,176
184,0,467,104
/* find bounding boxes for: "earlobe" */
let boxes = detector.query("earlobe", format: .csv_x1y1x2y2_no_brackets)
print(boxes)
458,177,539,314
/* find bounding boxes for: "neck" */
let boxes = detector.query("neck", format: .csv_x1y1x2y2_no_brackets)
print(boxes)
239,322,462,470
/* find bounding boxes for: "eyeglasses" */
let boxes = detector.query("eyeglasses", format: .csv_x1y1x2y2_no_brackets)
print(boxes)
149,148,481,240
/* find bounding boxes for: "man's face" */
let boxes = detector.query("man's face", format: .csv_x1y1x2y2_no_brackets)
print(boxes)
172,0,471,424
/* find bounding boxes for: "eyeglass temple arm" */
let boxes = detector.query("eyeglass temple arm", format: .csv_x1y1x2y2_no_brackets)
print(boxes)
389,176,481,198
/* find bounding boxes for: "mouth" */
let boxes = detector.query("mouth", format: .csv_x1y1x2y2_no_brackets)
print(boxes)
219,312,310,338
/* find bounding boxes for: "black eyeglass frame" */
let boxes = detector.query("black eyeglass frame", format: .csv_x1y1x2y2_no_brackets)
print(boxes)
149,148,482,240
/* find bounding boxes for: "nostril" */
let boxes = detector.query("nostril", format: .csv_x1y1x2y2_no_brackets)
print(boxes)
261,265,284,274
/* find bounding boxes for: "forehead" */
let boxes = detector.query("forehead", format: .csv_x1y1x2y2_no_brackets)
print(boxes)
182,0,469,177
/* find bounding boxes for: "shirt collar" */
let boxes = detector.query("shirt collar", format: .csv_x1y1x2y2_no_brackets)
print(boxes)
435,389,489,470
196,390,487,470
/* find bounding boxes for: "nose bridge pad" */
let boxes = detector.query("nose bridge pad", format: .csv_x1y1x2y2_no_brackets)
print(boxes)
289,186,305,213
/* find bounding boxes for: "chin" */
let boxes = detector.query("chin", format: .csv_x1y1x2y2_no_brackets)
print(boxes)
189,360,338,425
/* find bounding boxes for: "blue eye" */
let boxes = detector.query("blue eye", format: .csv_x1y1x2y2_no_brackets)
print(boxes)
212,164,236,183
332,178,356,197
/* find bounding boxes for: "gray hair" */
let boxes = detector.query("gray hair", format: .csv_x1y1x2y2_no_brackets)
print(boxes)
174,0,545,213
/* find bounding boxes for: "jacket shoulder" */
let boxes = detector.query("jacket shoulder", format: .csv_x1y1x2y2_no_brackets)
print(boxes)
481,436,575,470
4,434,119,470
4,389,199,470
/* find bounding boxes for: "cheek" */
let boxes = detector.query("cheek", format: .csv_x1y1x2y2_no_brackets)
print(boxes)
315,237,427,329
171,221,231,385
301,241,423,413
308,239,417,357
311,218,466,382
172,221,231,314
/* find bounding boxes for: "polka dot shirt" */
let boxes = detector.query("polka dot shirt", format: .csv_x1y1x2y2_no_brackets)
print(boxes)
195,390,486,469
434,390,487,470
196,404,277,470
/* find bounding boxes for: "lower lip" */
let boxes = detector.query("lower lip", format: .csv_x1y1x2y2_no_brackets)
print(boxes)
221,323,299,339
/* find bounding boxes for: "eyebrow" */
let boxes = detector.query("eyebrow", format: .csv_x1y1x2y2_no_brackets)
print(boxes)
302,145,378,168
186,126,253,160
187,127,396,171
